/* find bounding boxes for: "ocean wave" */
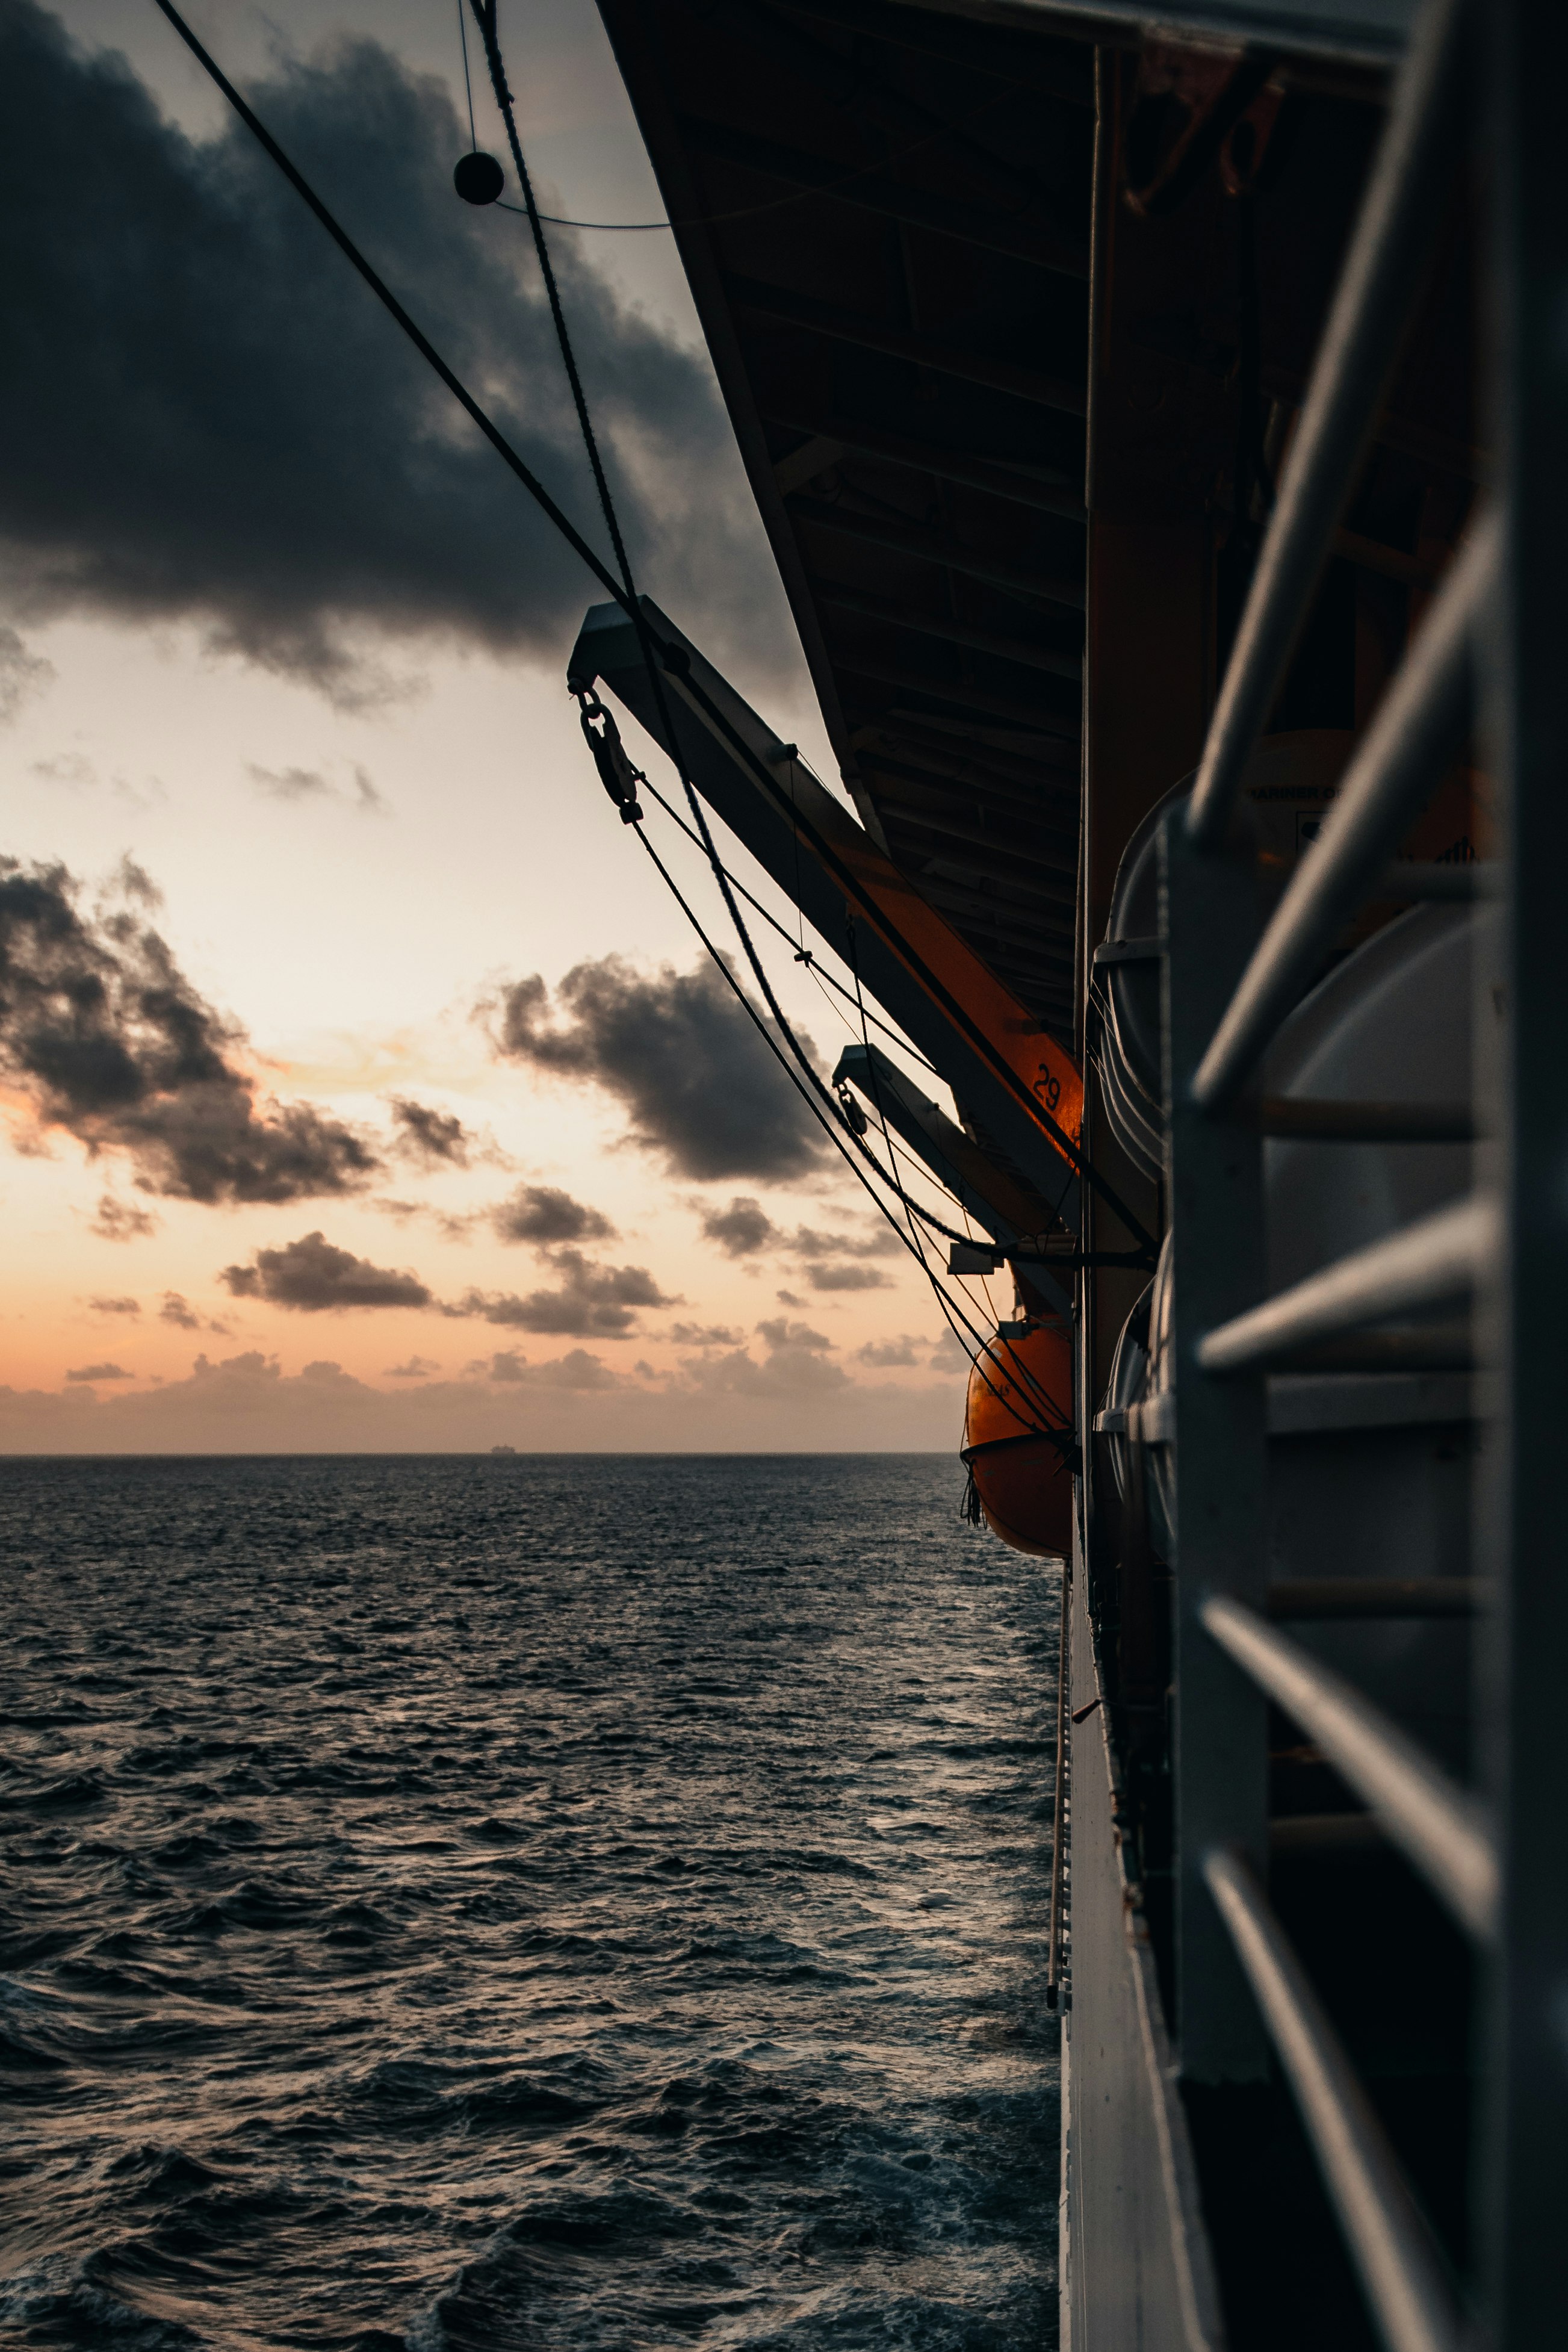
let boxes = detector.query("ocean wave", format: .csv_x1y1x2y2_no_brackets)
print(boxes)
2,1455,1058,2350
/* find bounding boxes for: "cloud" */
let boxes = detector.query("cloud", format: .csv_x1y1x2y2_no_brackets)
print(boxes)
491,1182,613,1246
699,1195,778,1258
667,1321,744,1347
0,857,379,1202
220,1231,432,1312
90,1193,158,1241
477,1347,622,1390
775,1289,804,1307
678,1315,849,1397
31,752,94,789
386,1353,439,1378
0,624,52,722
247,762,332,803
491,957,824,1183
0,6,776,703
804,1262,893,1292
110,859,155,913
450,1248,671,1337
0,1346,963,1453
756,1316,834,1353
388,1096,473,1170
696,1202,902,1271
88,1293,140,1316
66,1361,132,1382
858,1335,923,1367
159,1292,202,1330
248,760,386,812
792,1223,902,1261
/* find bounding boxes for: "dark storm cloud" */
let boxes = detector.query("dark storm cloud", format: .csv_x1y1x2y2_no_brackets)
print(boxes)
491,1182,613,1246
0,5,772,700
388,1096,473,1170
0,858,379,1202
451,1249,671,1338
221,1231,432,1312
699,1196,778,1258
491,958,825,1184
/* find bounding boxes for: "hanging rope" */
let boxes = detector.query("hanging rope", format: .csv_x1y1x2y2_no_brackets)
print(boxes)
140,0,1068,1442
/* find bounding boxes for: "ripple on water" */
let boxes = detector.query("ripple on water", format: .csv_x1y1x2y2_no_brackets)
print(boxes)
0,1454,1060,2349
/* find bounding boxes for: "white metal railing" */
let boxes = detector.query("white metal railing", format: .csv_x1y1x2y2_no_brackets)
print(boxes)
1135,5,1545,2348
1201,1599,1498,1941
1191,517,1495,1111
1195,1197,1497,1374
1203,1851,1464,2352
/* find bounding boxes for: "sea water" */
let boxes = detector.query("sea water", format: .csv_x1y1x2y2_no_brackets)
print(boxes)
0,1455,1061,2350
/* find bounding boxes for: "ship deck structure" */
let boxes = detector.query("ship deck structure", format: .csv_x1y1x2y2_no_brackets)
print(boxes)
564,1,1566,2345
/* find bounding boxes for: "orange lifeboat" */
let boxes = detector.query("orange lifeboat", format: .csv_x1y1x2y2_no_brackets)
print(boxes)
962,1322,1076,1559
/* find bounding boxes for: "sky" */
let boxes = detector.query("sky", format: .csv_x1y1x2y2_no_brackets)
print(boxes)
0,0,990,1452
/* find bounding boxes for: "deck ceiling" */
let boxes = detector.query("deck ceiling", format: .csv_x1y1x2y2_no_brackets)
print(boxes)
596,0,1100,1040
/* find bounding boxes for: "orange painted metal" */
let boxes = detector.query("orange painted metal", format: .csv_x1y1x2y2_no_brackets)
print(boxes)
800,781,1083,1164
963,1324,1076,1560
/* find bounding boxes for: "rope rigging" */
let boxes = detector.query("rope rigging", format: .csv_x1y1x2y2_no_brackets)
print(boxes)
579,692,941,1072
580,691,1072,1432
149,0,1129,1244
143,0,1073,1445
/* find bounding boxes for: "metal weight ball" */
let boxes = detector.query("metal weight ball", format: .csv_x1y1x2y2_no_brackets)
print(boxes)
453,152,504,206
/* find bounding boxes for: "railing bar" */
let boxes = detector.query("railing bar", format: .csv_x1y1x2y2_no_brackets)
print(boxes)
1185,0,1471,851
1197,1196,1496,1373
1192,518,1494,1114
1201,1596,1498,1940
1204,1849,1464,2352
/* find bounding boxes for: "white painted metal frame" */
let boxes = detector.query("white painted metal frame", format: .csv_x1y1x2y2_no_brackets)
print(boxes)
1154,0,1567,2342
